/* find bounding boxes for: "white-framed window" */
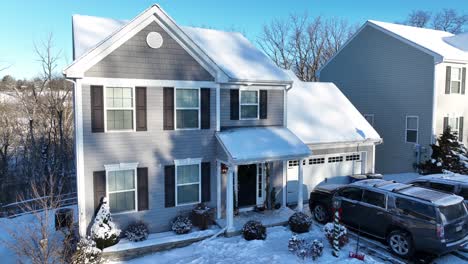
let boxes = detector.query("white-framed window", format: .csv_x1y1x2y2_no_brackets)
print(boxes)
450,67,462,94
240,89,259,120
105,87,135,131
405,116,419,143
175,88,200,129
175,158,201,206
364,114,374,126
105,162,139,214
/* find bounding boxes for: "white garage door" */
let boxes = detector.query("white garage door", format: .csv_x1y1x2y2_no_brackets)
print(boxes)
287,152,366,205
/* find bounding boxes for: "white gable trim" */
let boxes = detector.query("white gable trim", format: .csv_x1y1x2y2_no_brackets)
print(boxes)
64,5,227,82
318,21,444,77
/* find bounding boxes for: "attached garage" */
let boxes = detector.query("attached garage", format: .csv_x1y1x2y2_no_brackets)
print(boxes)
285,71,382,206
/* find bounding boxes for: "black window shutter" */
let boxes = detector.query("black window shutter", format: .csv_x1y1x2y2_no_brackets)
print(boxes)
201,162,211,202
136,87,147,131
230,89,239,120
91,85,104,132
259,90,268,119
201,88,211,129
445,66,451,94
93,171,106,214
163,87,174,130
443,117,449,131
462,68,466,95
137,167,149,211
459,117,464,142
164,165,175,207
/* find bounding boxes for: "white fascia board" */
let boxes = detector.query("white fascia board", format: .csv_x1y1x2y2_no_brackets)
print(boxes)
81,77,218,88
306,139,382,150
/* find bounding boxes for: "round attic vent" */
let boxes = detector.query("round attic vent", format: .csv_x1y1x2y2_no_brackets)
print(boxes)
146,32,163,49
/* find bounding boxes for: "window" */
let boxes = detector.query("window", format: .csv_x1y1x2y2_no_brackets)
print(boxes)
458,187,468,200
362,190,386,208
364,114,374,126
175,161,201,205
240,90,259,119
405,116,418,143
107,169,137,213
328,156,344,163
438,202,467,222
339,187,363,201
395,198,436,221
450,67,462,94
175,88,199,129
309,157,325,165
429,182,455,193
346,154,360,161
106,87,134,131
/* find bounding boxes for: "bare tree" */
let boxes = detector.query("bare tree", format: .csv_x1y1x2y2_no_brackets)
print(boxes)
258,14,357,81
403,10,432,28
432,9,468,34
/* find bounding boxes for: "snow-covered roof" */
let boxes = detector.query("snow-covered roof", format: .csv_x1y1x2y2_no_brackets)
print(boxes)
71,13,291,83
368,20,468,62
286,71,381,145
216,127,311,164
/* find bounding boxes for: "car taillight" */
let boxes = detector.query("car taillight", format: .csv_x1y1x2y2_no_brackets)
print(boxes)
436,224,445,240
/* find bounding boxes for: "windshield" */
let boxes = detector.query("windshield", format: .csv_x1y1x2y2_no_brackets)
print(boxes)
438,202,468,222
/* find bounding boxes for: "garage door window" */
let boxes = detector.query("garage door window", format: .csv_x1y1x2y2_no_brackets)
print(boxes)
328,156,343,163
309,158,325,165
345,154,360,161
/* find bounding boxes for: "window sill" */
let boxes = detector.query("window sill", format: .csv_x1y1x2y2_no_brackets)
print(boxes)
176,201,200,207
111,209,138,216
105,129,136,133
239,118,260,121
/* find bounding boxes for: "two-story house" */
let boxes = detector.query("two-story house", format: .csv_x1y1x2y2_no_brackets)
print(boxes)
64,5,380,237
320,20,468,174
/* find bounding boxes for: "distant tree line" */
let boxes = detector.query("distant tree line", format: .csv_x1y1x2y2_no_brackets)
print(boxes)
0,34,74,205
401,9,467,34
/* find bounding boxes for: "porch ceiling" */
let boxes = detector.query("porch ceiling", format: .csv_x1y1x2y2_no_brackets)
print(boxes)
216,127,311,165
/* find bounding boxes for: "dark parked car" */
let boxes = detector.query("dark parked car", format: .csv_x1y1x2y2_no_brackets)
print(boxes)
309,179,468,258
408,174,468,204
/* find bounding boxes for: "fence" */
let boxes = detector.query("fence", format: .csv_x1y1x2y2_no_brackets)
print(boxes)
1,192,77,218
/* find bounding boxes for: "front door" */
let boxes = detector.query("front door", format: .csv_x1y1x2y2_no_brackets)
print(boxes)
238,164,257,207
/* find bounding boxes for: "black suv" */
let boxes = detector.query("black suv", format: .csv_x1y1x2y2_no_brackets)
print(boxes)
309,180,468,258
408,174,468,204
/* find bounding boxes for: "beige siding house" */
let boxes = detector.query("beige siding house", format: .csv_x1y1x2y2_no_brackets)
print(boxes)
320,21,468,174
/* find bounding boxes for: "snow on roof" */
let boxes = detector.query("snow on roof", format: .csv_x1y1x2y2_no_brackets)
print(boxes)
286,71,381,145
368,20,468,62
72,14,291,82
216,127,311,164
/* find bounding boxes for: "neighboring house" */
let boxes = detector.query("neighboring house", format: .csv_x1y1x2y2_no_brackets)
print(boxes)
285,71,381,204
63,5,379,237
320,20,468,174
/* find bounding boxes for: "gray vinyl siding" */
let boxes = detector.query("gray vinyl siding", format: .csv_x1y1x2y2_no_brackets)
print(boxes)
81,84,217,233
84,22,214,81
434,62,468,145
320,25,434,174
220,89,284,129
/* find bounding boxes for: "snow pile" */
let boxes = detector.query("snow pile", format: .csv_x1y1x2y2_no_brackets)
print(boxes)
288,235,324,260
90,198,121,249
323,223,349,248
124,222,149,242
171,216,192,235
71,236,102,264
242,220,267,241
288,212,312,233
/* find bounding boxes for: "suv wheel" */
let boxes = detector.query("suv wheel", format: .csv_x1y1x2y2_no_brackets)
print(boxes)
387,230,414,258
312,204,328,223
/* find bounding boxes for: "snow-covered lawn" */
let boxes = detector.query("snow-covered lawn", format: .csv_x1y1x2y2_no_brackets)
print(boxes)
111,225,383,264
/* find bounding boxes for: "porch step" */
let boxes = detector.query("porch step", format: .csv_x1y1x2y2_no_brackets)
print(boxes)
102,227,220,261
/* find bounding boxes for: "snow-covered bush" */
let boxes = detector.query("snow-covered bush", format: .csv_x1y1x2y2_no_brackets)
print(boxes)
71,236,102,264
90,198,121,249
288,235,323,260
124,222,149,242
288,212,312,233
323,222,348,248
172,215,192,235
242,220,267,240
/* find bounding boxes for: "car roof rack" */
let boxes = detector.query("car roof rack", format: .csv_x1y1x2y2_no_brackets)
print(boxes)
373,180,396,188
391,185,413,192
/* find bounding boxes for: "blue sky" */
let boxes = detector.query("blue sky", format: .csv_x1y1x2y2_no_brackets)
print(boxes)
1,0,467,79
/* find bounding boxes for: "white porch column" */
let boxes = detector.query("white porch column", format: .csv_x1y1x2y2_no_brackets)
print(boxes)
282,160,287,208
297,159,304,212
216,161,221,220
226,165,236,232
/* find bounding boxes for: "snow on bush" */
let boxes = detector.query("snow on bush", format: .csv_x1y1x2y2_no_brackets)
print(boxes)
124,222,149,242
288,212,312,233
90,198,121,249
172,215,192,235
288,235,324,260
71,236,102,264
323,222,348,248
242,220,267,241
